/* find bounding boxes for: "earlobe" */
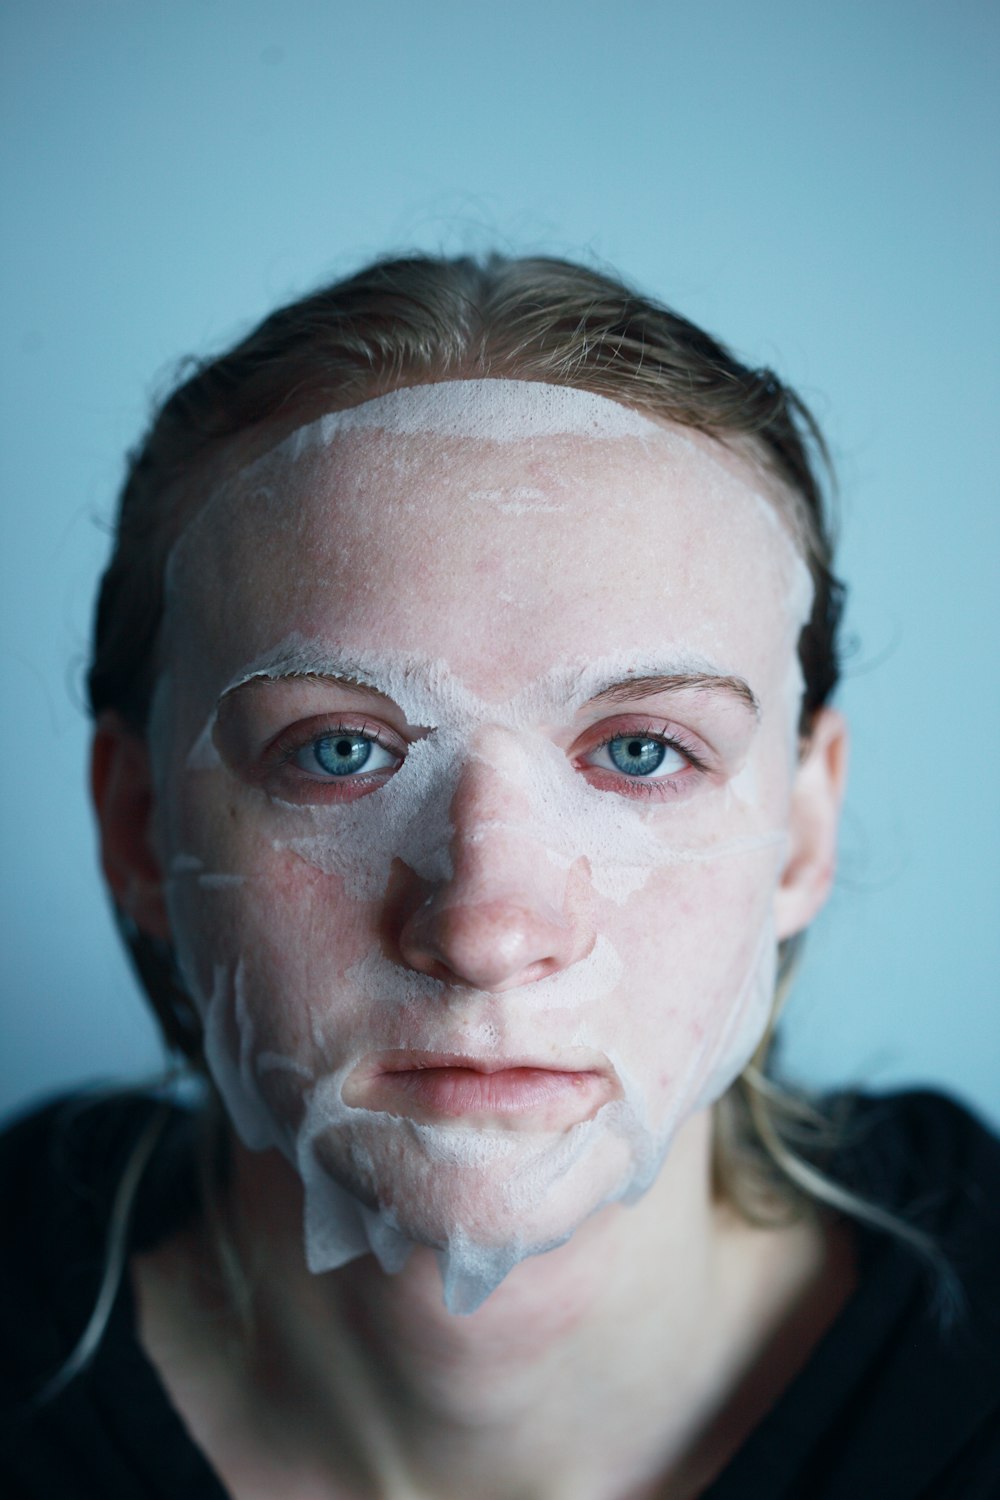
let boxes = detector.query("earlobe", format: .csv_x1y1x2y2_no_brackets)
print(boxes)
773,708,849,942
91,712,172,942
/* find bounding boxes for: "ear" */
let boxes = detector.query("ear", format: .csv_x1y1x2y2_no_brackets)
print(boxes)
91,711,171,942
773,707,848,942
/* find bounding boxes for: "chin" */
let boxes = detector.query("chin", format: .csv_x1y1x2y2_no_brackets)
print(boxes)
294,1098,669,1312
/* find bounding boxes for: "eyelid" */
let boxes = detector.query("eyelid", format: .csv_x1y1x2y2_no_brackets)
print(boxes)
218,677,414,751
585,736,687,779
267,715,407,768
572,715,715,772
241,715,409,804
577,693,753,759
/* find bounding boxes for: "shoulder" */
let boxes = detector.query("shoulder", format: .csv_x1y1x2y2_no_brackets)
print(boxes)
833,1086,1000,1242
831,1089,1000,1495
0,1092,160,1266
0,1092,174,1257
831,1087,1000,1354
0,1089,169,1187
0,1091,197,1403
711,1091,1000,1499
0,1093,221,1497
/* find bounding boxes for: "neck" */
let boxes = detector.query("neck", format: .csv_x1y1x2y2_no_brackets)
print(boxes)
210,1109,829,1500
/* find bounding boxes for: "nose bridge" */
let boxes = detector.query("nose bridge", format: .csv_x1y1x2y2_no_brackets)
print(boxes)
394,724,586,992
446,729,562,903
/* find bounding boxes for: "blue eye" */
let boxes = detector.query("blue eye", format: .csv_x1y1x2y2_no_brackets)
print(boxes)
294,732,398,779
590,735,686,779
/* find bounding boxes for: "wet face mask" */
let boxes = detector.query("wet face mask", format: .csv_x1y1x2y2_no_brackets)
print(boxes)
149,380,813,1311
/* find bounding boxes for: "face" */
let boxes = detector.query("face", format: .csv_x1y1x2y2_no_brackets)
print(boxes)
146,381,819,1311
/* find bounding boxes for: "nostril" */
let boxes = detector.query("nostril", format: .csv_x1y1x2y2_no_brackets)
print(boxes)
397,896,575,993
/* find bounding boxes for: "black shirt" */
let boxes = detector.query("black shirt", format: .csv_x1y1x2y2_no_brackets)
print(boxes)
1,1089,998,1498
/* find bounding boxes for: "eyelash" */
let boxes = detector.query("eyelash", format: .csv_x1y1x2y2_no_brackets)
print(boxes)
260,716,713,803
578,721,710,801
269,719,403,784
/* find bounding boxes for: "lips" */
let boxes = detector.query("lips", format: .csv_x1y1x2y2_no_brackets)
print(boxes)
343,1050,619,1128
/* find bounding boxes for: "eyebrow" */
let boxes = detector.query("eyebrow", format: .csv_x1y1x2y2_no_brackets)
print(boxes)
230,665,760,719
232,671,391,702
587,673,760,717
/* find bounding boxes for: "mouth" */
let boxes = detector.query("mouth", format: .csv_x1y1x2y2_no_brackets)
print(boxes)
342,1050,619,1129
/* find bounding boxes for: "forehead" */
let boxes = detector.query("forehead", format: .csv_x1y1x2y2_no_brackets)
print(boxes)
162,381,810,711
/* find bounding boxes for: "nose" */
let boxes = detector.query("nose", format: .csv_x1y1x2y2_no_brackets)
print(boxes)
400,892,578,992
395,753,590,992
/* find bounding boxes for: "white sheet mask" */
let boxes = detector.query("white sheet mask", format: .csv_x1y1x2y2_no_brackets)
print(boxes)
150,380,814,1311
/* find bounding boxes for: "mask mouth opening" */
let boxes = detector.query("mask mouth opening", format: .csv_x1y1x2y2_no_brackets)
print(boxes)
340,1048,622,1128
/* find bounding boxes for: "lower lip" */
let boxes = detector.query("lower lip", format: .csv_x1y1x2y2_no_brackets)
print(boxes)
367,1066,607,1124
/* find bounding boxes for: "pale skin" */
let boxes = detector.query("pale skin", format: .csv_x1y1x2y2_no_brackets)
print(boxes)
93,397,850,1499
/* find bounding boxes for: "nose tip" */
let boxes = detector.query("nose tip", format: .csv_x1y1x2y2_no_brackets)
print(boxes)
397,894,575,992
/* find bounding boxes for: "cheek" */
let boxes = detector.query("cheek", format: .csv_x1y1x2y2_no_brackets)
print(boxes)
164,775,384,1052
596,857,776,1106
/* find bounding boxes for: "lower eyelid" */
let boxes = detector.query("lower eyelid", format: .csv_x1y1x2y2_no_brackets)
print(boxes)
589,776,693,801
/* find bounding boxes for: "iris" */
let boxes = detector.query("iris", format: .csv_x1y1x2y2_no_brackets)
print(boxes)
312,734,374,777
606,736,668,777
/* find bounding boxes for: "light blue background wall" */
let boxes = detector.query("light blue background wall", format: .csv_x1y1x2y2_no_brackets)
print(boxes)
2,1,997,1127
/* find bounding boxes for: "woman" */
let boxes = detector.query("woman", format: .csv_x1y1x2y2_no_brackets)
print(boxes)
2,255,998,1498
